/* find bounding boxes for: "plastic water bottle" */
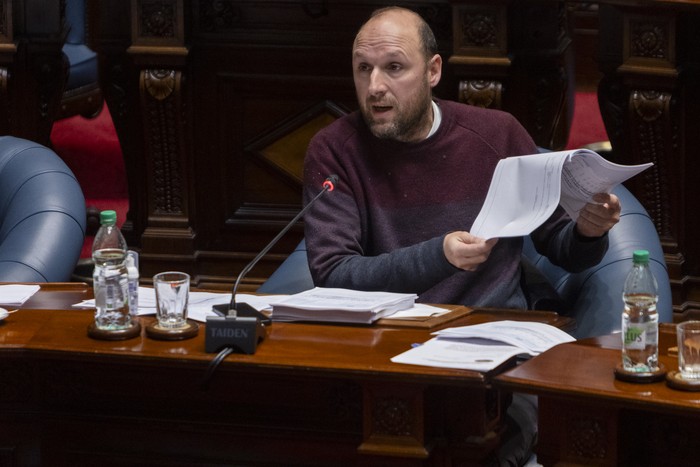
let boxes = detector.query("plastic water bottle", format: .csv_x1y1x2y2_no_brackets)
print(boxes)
621,249,659,372
92,210,131,329
126,251,139,317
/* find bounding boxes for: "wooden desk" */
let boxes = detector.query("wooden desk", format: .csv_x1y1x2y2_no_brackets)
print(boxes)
496,323,699,466
0,283,571,466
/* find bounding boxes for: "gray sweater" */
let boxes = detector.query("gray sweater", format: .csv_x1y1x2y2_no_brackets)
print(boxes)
303,99,608,309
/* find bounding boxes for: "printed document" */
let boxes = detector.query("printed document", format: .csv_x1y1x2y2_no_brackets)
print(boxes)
391,320,574,371
470,149,653,239
269,287,417,324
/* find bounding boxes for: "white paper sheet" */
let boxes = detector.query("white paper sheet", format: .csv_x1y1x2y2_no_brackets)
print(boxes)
0,284,40,306
73,289,285,323
392,320,575,371
470,149,652,239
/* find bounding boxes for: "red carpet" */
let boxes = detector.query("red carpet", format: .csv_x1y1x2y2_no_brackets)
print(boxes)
50,104,129,258
50,92,607,258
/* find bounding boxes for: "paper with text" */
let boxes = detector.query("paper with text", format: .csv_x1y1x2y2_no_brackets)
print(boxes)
470,149,652,239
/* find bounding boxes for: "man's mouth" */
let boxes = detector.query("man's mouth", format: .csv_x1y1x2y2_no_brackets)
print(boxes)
372,105,393,114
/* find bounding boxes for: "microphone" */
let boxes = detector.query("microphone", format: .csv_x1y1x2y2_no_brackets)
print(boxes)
205,174,339,354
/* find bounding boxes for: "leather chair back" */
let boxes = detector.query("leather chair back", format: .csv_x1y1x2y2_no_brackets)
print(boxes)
0,137,86,281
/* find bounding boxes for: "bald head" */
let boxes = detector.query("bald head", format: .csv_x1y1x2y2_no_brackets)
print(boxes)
355,7,438,61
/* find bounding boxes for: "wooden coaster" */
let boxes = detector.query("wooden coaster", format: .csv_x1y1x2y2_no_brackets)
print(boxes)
614,362,667,383
88,320,142,340
145,319,199,341
666,370,700,391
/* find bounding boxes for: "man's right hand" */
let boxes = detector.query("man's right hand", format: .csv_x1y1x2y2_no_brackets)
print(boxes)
443,231,498,271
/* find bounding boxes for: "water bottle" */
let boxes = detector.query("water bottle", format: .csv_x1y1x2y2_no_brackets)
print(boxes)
621,249,659,372
92,210,131,330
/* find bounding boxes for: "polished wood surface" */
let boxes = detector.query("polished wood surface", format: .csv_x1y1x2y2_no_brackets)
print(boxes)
0,283,572,466
496,323,700,466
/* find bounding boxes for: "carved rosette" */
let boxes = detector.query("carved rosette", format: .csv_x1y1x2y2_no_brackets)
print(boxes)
461,11,498,48
140,1,176,38
142,68,184,215
372,396,412,436
567,415,608,460
198,0,242,32
630,22,667,60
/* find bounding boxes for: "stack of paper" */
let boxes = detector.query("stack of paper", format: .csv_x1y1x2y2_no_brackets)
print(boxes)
391,320,575,372
269,287,417,324
0,284,40,306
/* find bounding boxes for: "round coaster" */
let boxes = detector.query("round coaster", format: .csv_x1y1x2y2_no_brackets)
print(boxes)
666,370,700,391
145,319,199,341
88,320,142,340
614,362,667,383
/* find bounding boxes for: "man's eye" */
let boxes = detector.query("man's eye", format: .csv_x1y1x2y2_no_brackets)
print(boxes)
357,64,371,73
388,63,402,72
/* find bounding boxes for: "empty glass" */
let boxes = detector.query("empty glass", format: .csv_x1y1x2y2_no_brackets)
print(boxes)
153,271,190,329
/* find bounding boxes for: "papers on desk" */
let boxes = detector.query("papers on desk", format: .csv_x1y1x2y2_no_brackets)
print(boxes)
73,288,285,323
470,149,653,239
391,320,575,372
0,284,40,306
269,287,417,324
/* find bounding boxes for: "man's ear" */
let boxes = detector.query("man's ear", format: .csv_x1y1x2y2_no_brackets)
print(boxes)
428,54,442,88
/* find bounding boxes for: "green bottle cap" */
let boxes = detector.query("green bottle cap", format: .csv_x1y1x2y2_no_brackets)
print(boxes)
632,249,650,264
99,210,117,226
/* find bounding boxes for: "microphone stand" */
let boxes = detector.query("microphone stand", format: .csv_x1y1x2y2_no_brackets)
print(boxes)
205,176,337,354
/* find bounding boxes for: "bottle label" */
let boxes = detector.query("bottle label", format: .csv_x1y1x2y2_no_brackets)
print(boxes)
624,326,646,350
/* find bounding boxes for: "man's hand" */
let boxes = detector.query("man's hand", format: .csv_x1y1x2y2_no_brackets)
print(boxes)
443,231,498,271
576,192,621,238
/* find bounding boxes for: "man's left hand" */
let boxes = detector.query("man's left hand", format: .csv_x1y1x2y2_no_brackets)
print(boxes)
576,192,621,238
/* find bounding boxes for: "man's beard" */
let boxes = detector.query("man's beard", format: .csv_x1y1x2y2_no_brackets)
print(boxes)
362,88,433,142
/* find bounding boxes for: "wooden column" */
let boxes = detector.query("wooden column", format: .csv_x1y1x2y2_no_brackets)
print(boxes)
127,0,195,280
449,0,574,150
597,3,700,320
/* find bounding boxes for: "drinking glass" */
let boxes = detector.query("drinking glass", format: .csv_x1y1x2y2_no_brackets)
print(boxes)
153,271,190,329
677,320,700,379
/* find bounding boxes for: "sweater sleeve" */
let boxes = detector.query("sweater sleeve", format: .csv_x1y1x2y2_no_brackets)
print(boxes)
530,206,609,272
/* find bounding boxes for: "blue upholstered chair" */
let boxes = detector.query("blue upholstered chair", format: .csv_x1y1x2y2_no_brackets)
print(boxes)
59,0,103,119
0,136,87,282
258,185,672,339
522,183,672,338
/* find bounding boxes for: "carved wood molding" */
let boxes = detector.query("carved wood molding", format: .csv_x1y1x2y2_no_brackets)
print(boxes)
358,383,430,459
628,89,673,239
620,13,677,77
141,68,186,217
458,79,502,108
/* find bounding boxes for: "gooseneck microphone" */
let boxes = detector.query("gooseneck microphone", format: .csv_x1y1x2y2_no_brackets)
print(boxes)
205,174,338,354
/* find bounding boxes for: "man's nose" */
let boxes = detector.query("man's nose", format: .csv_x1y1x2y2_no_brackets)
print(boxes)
368,69,387,96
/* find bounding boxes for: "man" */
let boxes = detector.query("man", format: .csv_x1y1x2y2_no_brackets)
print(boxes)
303,6,620,310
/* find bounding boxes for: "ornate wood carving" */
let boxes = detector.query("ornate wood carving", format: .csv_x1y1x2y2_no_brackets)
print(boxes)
198,0,242,32
141,68,185,216
567,415,608,460
628,89,673,238
359,383,429,459
459,79,502,108
372,396,412,436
